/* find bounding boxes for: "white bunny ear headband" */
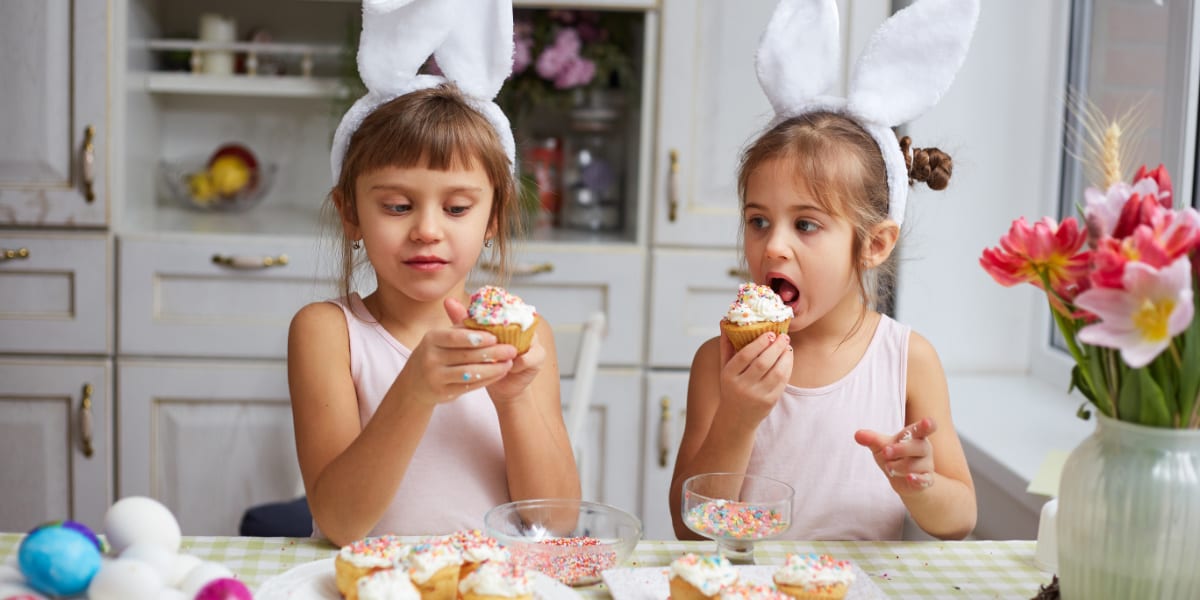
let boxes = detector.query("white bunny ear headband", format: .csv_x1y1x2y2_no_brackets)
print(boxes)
330,0,516,182
756,0,980,225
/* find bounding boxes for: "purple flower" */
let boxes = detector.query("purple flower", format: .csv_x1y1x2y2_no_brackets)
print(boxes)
536,28,582,80
514,34,532,74
554,56,595,89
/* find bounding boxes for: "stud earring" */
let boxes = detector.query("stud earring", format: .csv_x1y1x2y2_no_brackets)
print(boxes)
352,240,361,250
484,238,494,248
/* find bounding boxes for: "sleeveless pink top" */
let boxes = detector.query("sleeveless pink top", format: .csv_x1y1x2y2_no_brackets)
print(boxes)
746,315,910,540
312,294,509,538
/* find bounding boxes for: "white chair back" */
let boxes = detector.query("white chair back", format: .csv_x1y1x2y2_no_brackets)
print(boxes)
565,312,606,457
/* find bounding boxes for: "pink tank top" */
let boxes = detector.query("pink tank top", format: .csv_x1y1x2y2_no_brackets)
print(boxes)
312,294,510,538
746,315,910,540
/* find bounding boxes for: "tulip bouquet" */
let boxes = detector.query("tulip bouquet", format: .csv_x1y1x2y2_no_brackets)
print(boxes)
980,135,1200,428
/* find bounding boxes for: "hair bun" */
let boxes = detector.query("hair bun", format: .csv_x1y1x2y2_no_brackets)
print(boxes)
900,136,952,191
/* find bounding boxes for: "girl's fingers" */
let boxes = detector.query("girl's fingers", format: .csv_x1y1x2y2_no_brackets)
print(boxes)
726,332,778,375
739,333,790,380
882,438,932,460
445,361,513,388
444,344,518,367
429,327,499,350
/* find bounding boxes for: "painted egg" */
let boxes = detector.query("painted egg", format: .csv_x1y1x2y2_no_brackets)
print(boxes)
121,542,177,582
17,522,103,596
195,577,254,600
179,561,235,598
87,558,165,600
103,496,182,554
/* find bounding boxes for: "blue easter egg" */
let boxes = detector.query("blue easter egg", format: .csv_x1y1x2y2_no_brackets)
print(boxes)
17,524,103,596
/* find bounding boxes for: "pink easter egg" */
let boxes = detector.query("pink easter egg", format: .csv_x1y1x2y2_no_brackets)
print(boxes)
194,577,253,600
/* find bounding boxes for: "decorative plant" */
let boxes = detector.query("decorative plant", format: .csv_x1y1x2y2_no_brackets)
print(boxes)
979,112,1200,428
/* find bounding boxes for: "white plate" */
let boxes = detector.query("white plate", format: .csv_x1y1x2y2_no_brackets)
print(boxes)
602,565,888,600
257,558,582,600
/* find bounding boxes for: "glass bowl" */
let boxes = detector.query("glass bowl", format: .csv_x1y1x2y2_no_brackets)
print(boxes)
159,157,276,212
682,473,794,564
484,498,642,586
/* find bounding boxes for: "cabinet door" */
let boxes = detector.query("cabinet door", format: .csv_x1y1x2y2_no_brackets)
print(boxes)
0,359,110,532
471,246,646,371
641,371,688,540
0,0,108,226
651,0,776,248
117,360,301,536
560,369,642,517
118,236,337,359
0,233,109,354
648,248,745,368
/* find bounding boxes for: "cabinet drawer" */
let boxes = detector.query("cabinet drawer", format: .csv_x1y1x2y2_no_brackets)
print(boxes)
0,232,109,354
472,246,646,371
118,235,337,359
649,249,745,368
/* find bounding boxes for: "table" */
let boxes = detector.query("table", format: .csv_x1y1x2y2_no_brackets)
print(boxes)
0,534,1052,599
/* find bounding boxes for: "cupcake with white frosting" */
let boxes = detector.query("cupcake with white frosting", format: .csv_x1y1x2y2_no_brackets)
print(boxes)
772,553,855,600
358,567,422,600
668,553,739,600
720,283,794,350
458,560,533,600
464,285,539,355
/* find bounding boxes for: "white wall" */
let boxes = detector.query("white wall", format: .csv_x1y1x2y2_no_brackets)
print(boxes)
896,0,1071,375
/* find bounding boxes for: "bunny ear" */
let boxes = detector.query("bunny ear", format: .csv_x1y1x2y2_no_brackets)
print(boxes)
357,0,456,95
847,0,980,126
434,0,514,100
756,0,841,116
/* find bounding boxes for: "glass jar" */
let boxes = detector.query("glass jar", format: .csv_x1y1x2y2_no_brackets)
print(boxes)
559,91,624,232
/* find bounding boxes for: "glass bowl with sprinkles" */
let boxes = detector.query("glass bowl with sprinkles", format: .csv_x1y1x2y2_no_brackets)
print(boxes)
682,473,793,564
484,499,642,586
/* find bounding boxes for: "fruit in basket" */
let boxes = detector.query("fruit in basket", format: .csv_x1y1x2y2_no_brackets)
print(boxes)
188,172,216,204
207,144,259,197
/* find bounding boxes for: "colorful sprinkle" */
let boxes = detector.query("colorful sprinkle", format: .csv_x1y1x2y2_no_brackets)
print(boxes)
684,499,788,539
467,285,537,326
508,537,617,586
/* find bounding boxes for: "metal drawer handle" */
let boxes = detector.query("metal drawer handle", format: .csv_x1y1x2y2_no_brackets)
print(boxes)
667,149,679,223
659,395,672,467
1,247,31,261
212,254,290,269
478,261,554,276
727,268,751,280
82,126,96,203
80,383,95,459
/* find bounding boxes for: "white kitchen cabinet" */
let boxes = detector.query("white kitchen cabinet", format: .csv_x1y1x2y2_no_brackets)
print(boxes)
648,248,745,368
0,0,109,226
560,369,642,515
641,371,688,540
117,359,302,536
0,359,111,532
117,235,337,359
0,232,111,355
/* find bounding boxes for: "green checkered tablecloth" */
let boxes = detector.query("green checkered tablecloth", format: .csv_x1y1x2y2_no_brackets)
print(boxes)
0,534,1050,599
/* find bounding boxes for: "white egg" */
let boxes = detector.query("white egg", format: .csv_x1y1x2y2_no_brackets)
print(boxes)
169,553,204,587
88,558,165,600
179,561,235,597
120,542,177,582
103,495,182,554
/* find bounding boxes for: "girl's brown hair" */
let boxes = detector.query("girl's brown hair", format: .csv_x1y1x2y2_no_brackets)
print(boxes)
329,83,519,300
736,111,952,325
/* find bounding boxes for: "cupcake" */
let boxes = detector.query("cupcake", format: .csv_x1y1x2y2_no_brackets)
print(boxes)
446,529,509,581
668,553,739,600
771,553,855,600
718,584,793,600
357,568,422,600
720,283,793,351
458,560,534,600
335,536,411,600
404,540,464,600
464,286,539,355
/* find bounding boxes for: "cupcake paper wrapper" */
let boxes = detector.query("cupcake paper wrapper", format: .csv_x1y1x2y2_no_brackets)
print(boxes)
464,317,538,355
721,319,791,351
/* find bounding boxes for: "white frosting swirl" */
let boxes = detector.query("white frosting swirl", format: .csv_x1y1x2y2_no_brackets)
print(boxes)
338,536,411,569
458,561,533,597
405,542,463,583
468,286,538,330
773,553,855,589
358,568,421,600
670,553,738,596
724,283,792,325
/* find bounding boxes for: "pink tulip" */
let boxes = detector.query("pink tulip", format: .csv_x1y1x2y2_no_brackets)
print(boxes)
1133,163,1173,208
1076,257,1194,368
980,216,1091,307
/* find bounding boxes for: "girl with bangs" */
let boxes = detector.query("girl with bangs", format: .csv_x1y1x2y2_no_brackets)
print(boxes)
289,84,579,544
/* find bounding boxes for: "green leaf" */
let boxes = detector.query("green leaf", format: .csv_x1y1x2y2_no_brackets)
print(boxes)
1118,368,1171,427
1085,346,1115,418
1150,352,1178,422
1069,364,1097,404
1180,278,1200,427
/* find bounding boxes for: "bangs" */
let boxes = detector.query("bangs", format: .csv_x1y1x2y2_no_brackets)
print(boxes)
347,93,503,176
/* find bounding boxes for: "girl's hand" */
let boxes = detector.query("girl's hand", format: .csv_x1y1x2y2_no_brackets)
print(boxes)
854,417,938,495
400,299,518,405
717,330,793,429
443,298,538,406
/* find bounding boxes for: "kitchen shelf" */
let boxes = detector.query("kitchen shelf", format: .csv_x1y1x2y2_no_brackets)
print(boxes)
142,72,346,98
